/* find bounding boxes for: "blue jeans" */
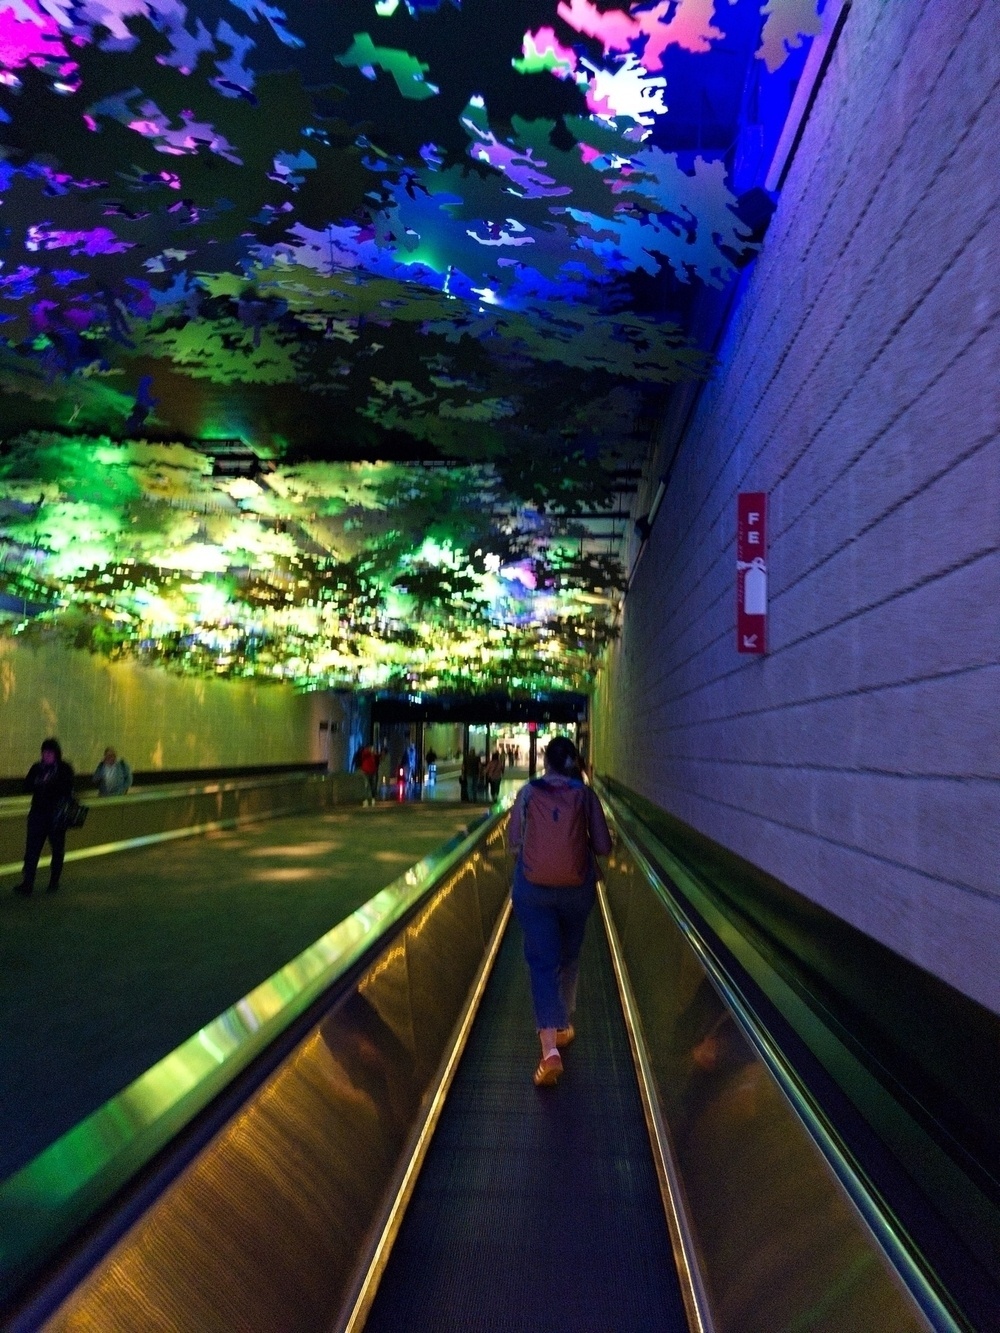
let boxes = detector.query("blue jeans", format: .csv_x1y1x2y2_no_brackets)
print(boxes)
512,861,596,1030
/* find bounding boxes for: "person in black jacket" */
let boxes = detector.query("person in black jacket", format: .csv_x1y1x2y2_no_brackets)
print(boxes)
13,738,75,896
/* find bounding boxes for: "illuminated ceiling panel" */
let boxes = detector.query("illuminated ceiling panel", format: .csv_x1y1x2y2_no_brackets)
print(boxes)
0,0,821,690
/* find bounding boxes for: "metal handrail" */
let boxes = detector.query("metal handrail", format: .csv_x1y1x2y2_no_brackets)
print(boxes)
0,767,333,815
597,781,967,1333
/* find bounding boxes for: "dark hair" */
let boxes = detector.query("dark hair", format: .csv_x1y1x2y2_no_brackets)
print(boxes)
543,735,580,777
40,737,62,760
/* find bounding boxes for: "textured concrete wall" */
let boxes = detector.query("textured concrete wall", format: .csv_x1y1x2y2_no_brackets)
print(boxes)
596,0,1000,1012
0,637,342,777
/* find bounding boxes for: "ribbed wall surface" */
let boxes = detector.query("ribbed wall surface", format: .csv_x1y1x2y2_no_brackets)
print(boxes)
596,0,1000,1013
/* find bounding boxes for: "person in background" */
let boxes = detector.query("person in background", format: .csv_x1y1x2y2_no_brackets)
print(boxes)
377,745,391,797
13,738,75,897
425,748,438,783
405,740,421,785
507,736,612,1086
354,743,379,805
93,746,132,796
461,749,480,802
485,749,504,801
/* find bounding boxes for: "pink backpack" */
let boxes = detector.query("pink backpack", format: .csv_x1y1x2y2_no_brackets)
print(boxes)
521,779,590,887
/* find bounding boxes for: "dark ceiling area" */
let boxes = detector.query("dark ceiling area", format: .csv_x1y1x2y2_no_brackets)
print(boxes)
372,688,587,724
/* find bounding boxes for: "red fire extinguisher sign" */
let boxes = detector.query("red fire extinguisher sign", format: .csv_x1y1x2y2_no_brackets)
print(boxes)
737,492,767,654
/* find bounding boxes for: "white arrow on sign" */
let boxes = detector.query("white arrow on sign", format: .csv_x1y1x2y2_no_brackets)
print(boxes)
742,634,758,649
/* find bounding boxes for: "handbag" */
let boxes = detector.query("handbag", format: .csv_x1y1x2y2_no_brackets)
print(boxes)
53,797,89,832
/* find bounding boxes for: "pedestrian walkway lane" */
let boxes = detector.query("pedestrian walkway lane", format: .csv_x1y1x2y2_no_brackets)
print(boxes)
365,917,688,1333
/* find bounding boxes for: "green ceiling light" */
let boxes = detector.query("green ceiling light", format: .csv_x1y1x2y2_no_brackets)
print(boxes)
193,439,270,481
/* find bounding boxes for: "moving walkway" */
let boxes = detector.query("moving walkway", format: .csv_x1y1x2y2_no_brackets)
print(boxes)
0,786,996,1332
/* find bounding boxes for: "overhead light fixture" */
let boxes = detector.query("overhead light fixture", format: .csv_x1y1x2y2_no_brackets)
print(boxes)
192,439,271,480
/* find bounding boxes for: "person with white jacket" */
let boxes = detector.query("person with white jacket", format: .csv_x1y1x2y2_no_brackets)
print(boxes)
93,747,132,796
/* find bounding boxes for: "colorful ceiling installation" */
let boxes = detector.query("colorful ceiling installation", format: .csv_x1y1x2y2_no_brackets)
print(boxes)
0,0,820,692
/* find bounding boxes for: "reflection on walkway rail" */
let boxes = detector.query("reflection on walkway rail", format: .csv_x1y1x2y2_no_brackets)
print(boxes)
0,800,511,1306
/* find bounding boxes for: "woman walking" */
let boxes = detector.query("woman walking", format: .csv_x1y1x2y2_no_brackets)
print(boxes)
13,738,75,896
507,736,612,1086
